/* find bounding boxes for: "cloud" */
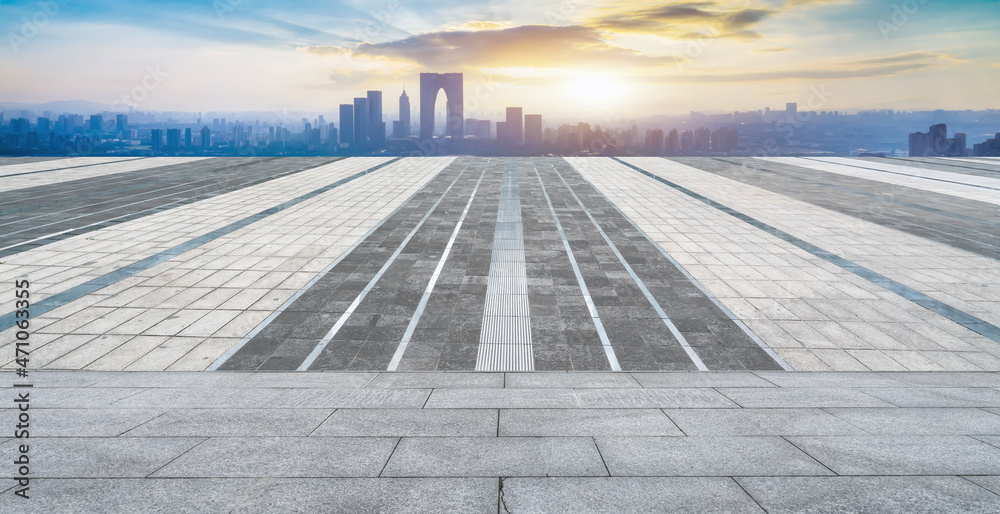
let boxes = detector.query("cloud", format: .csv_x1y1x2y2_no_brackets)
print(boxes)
443,21,515,31
587,2,776,40
660,51,955,82
302,25,683,70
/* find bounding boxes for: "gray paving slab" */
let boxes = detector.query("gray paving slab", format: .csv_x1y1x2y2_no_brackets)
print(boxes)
0,370,119,388
94,371,252,388
963,475,1000,496
631,372,775,388
665,408,865,436
32,387,147,408
368,372,504,389
381,436,608,477
239,372,378,388
152,437,397,477
787,435,1000,474
826,407,1000,435
276,388,431,408
424,388,581,408
857,387,1000,407
30,408,165,437
502,477,764,513
575,388,738,408
312,408,497,436
596,436,833,476
504,372,641,388
717,387,893,408
231,478,497,513
737,476,1000,513
0,437,203,477
887,372,1000,388
123,408,334,437
0,478,257,513
111,387,287,408
499,408,683,436
752,371,908,388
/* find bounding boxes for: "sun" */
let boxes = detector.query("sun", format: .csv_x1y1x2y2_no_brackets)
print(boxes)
568,76,626,103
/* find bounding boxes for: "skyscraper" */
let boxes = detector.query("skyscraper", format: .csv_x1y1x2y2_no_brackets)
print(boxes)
694,127,710,153
394,90,411,138
200,126,211,149
89,114,103,133
786,102,797,118
506,107,523,145
184,128,192,148
150,129,163,151
116,114,128,133
166,128,181,149
353,97,369,148
367,90,385,149
419,73,463,140
339,104,354,146
524,114,542,148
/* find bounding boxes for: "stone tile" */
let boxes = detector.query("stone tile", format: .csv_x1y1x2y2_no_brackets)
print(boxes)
788,435,1000,475
752,371,907,388
857,387,1000,408
504,372,641,388
717,387,892,408
887,372,1000,388
277,388,431,408
368,372,504,389
963,475,1000,496
111,387,286,408
153,437,397,477
33,387,147,408
0,478,255,513
666,408,864,436
232,478,497,513
738,476,1000,514
503,477,764,513
596,436,832,476
630,372,775,388
576,388,738,408
31,409,165,437
0,371,119,388
424,389,580,408
124,408,334,437
827,408,1000,435
382,436,607,477
313,409,497,437
500,409,682,436
240,372,378,388
95,371,252,388
0,437,203,477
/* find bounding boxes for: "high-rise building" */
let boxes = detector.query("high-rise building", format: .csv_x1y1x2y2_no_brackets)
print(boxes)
666,129,679,155
353,97,369,148
89,114,103,133
166,128,181,149
973,133,1000,156
786,102,797,118
395,90,411,138
327,123,338,148
477,120,490,139
506,107,523,145
200,126,211,149
710,127,738,154
116,114,128,133
367,90,385,149
36,117,50,133
339,104,354,146
680,130,694,155
646,129,664,155
909,123,963,156
694,127,710,153
524,114,542,148
150,129,163,151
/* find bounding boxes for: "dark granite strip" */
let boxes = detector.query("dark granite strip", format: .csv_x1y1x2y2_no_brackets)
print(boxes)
613,157,1000,346
0,158,401,334
682,157,1000,261
395,159,502,371
218,158,480,371
551,158,785,371
0,158,341,258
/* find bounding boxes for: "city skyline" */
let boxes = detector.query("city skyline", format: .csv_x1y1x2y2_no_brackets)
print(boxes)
1,0,998,117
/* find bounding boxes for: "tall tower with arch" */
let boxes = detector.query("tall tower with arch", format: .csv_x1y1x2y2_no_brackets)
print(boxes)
419,73,463,140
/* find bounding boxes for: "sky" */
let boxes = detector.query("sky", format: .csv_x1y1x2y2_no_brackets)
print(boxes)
1,0,998,121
